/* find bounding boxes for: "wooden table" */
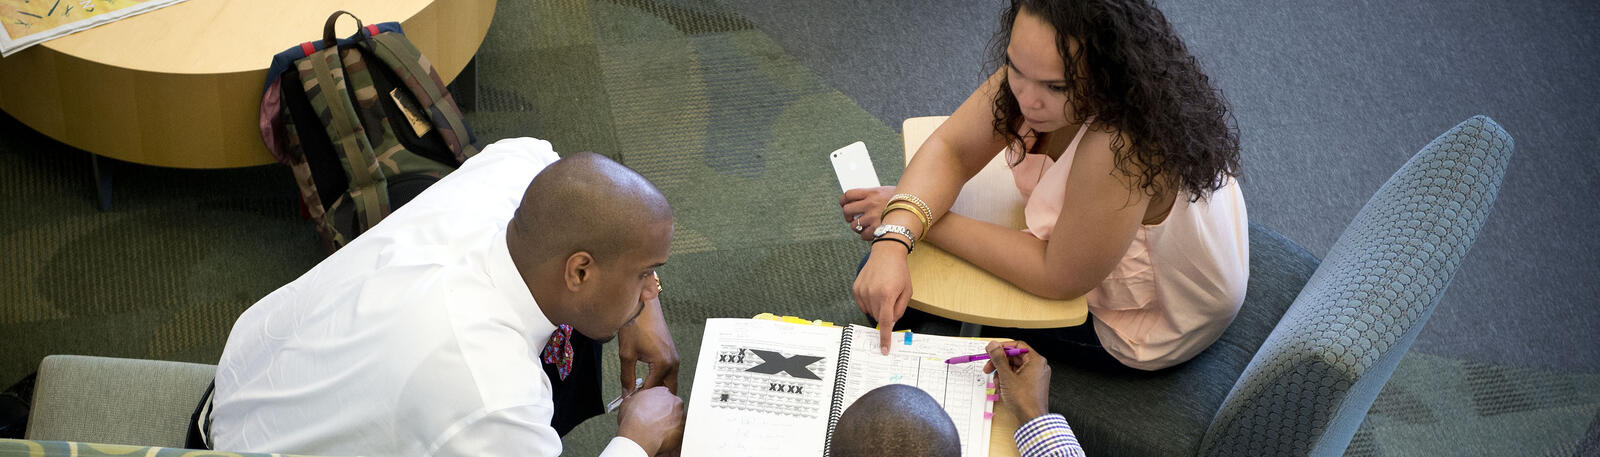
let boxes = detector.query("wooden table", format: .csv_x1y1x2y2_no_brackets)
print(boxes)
900,116,1089,335
0,0,495,169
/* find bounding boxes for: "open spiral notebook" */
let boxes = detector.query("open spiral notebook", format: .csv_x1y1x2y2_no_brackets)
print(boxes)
682,318,995,457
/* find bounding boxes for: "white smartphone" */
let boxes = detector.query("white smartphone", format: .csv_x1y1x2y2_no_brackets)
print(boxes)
829,141,880,193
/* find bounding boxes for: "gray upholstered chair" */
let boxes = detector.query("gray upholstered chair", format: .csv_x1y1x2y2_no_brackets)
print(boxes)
1045,116,1514,456
24,355,214,448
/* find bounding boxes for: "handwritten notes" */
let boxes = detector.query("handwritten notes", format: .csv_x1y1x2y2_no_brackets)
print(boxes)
842,325,993,457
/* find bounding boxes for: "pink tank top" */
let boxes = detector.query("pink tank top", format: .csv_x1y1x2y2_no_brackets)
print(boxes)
1010,122,1249,370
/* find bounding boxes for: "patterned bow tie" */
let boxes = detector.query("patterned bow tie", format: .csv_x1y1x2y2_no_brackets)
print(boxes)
541,324,575,380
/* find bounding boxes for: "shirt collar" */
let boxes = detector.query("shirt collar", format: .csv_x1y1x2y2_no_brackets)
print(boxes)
486,227,557,343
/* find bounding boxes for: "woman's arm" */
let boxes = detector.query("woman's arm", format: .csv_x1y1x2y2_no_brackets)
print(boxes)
846,70,1013,237
886,69,1014,231
852,70,1013,353
926,129,1151,300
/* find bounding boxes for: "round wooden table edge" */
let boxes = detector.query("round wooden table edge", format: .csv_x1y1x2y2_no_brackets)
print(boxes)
0,0,495,169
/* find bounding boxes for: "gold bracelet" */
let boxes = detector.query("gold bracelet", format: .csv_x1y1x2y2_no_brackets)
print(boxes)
889,194,934,226
880,204,925,229
882,202,930,240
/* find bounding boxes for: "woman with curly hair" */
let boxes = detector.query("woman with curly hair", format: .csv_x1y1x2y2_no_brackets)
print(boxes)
843,0,1247,371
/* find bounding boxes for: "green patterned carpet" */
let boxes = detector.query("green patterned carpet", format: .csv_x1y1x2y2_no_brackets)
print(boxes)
0,1,1595,456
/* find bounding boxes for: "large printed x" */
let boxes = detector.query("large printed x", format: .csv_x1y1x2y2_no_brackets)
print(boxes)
744,350,823,380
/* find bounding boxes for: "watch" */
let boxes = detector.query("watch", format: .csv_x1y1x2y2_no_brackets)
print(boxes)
872,224,917,250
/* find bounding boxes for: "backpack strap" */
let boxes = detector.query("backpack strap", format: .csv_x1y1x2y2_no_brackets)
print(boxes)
367,29,479,161
296,35,390,231
337,41,447,189
273,86,347,251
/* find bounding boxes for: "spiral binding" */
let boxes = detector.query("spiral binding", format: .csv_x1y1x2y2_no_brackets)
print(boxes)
821,327,855,457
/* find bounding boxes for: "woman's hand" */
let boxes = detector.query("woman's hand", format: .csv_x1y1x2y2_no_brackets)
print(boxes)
839,186,895,240
983,340,1051,421
852,242,913,354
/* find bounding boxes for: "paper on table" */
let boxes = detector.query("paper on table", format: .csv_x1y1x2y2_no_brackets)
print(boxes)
0,0,191,57
683,319,844,457
839,325,993,457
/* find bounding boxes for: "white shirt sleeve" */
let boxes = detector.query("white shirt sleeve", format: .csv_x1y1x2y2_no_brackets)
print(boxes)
429,406,648,457
599,437,649,457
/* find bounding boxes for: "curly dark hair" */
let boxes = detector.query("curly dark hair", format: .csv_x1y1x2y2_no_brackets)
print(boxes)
990,0,1241,201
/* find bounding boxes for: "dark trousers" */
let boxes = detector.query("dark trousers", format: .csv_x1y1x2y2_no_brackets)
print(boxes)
544,331,606,436
187,334,606,449
979,316,1129,372
881,305,1128,372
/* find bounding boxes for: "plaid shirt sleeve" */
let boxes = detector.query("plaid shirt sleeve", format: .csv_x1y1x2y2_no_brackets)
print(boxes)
1014,413,1086,457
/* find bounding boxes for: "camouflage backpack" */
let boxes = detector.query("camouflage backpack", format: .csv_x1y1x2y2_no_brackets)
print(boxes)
258,11,478,253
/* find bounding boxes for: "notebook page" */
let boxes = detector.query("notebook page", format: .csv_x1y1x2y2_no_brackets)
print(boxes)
682,318,844,457
837,325,993,457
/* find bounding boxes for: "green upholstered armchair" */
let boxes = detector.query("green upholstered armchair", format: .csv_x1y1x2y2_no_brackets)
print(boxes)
0,439,323,457
11,355,330,456
24,355,213,448
1043,116,1513,456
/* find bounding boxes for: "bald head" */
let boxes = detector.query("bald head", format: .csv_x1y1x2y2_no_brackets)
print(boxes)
510,152,671,267
830,384,961,457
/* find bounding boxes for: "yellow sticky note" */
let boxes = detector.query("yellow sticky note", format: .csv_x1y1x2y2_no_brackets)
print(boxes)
750,314,835,327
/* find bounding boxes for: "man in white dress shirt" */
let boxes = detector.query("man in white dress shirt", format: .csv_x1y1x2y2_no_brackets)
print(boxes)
207,138,685,457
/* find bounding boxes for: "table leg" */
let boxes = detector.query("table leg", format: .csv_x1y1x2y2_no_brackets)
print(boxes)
88,152,112,212
959,322,983,338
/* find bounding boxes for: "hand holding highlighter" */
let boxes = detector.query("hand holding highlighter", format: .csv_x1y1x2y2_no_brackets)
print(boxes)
944,347,1030,364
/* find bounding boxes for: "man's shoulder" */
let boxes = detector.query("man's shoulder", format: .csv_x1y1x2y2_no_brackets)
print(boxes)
300,233,482,284
451,138,561,184
373,137,560,233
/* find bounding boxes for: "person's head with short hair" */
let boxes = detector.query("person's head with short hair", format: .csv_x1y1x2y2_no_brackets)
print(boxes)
829,384,961,457
506,152,672,342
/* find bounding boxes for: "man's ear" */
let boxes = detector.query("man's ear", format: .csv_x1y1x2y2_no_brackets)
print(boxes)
564,251,595,292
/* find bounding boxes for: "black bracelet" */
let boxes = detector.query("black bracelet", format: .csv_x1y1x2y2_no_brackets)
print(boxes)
871,236,913,253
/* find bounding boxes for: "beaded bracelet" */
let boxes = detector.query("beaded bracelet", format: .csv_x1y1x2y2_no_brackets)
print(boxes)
889,194,933,224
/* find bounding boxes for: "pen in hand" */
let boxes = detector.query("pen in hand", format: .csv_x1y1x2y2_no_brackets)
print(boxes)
607,378,645,412
944,347,1029,364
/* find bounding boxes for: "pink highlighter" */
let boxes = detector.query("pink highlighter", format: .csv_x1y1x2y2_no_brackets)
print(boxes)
944,347,1030,364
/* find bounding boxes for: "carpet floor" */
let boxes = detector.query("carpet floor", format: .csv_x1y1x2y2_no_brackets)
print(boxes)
2,1,1595,455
